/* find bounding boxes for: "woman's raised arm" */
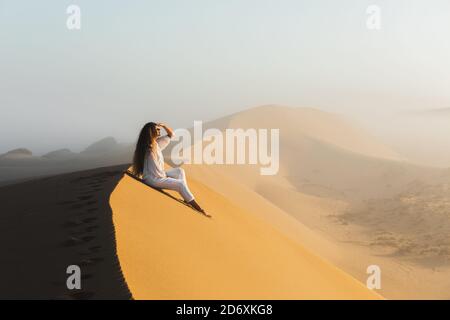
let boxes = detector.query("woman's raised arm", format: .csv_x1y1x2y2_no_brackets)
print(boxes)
158,123,174,138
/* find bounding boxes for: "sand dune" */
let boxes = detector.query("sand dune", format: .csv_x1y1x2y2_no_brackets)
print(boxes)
174,105,450,299
110,170,381,299
3,105,449,299
371,109,450,168
199,105,401,161
173,105,438,199
0,148,33,159
185,163,450,299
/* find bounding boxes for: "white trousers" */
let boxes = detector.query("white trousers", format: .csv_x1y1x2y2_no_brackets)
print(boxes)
145,167,195,202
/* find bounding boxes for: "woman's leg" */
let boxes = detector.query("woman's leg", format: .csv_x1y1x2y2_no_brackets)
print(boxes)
159,168,208,215
147,175,195,203
165,167,195,202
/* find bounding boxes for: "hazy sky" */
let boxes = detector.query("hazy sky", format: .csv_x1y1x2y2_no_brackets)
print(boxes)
1,0,450,154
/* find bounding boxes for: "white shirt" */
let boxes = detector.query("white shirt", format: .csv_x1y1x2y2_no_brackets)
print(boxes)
143,135,172,182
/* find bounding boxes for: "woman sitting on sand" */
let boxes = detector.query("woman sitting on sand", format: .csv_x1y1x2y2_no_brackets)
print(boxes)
132,122,208,216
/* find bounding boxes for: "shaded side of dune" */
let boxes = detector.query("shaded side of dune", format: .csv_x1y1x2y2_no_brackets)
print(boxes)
0,165,132,299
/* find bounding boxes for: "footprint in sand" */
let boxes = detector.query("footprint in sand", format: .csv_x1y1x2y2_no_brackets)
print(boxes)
79,257,104,267
85,226,99,232
62,220,84,228
57,200,77,206
62,236,96,247
69,228,95,236
77,195,94,201
82,217,98,224
88,245,102,252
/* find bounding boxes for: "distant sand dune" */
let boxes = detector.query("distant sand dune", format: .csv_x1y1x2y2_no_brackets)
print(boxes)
171,105,450,299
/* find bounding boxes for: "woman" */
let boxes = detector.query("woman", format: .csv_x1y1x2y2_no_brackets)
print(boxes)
132,122,209,216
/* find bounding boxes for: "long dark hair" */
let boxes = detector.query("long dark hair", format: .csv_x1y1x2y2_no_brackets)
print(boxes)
132,122,158,176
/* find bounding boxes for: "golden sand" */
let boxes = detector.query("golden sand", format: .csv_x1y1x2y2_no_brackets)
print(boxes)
110,172,380,299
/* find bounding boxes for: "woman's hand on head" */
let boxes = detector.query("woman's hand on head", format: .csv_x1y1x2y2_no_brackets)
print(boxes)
157,123,174,138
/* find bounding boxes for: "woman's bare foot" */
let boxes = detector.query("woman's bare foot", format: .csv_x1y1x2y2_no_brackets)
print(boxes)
187,199,211,217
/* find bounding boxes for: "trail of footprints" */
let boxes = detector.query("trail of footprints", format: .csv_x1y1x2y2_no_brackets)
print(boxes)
55,171,120,300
